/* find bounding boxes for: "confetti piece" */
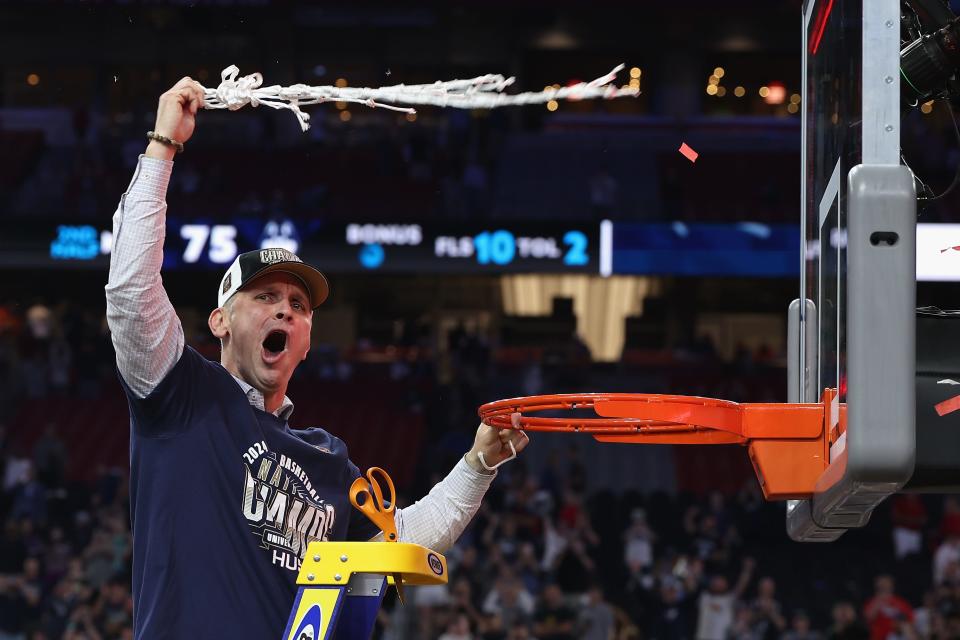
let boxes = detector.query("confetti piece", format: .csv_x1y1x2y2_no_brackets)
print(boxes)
940,245,960,253
938,379,960,385
679,142,698,163
935,394,960,417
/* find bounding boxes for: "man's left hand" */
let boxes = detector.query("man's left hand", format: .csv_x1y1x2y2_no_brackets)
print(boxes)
465,422,530,474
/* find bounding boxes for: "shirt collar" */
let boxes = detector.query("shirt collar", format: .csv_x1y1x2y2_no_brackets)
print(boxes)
230,374,295,421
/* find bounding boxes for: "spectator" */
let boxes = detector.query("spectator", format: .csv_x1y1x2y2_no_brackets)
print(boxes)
451,545,486,602
81,531,114,590
24,304,53,342
890,495,927,560
506,621,534,640
62,605,102,640
940,498,960,541
577,585,615,640
937,600,960,640
624,508,656,574
911,590,937,639
38,578,74,639
47,335,72,393
483,514,522,563
646,579,695,640
450,577,486,633
532,584,576,640
863,576,913,640
94,576,132,637
934,532,960,586
439,613,475,640
695,557,754,640
477,612,505,640
748,577,786,640
783,610,823,640
0,558,42,640
0,522,26,574
10,465,46,526
483,572,535,630
32,426,66,490
728,604,757,640
516,543,543,596
17,559,43,625
17,525,42,569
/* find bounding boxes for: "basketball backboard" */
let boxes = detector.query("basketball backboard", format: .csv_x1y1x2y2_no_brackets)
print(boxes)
787,0,916,541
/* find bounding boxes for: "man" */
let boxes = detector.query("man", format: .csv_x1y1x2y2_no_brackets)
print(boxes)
695,557,755,640
532,584,577,640
862,575,914,640
577,585,615,640
105,77,529,639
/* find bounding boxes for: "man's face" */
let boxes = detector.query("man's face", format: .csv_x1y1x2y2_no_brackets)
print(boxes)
212,272,313,394
544,585,564,607
876,575,894,597
709,576,728,594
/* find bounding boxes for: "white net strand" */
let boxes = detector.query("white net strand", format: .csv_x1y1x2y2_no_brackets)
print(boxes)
201,64,639,132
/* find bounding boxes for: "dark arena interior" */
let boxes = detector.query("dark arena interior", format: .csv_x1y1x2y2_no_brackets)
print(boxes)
2,1,960,639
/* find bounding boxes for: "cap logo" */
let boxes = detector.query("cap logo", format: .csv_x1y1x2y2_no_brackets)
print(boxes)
259,249,301,265
221,273,232,294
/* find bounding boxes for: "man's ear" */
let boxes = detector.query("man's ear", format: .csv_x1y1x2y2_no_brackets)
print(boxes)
209,306,229,340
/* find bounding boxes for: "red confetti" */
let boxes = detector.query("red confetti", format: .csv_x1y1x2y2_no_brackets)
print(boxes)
940,246,960,253
679,142,698,163
935,394,960,417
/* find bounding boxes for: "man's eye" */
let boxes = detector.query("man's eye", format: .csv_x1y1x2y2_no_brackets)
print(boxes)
293,301,304,311
257,294,269,301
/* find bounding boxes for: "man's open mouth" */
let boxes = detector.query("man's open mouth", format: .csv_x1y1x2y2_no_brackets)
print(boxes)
262,331,287,355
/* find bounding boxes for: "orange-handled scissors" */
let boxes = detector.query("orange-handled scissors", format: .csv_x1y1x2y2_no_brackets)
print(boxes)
349,467,405,602
349,467,398,542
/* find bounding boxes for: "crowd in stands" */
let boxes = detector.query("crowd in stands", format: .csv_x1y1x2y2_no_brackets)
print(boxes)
5,99,960,227
0,102,812,225
381,470,960,640
0,297,958,640
2,100,510,220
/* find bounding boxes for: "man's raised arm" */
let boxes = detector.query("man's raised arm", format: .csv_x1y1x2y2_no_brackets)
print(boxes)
105,78,204,398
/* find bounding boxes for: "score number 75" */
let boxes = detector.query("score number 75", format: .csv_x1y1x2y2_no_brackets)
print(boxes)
180,224,238,264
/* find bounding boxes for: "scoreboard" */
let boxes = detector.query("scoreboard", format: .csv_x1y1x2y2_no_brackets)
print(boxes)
12,218,960,280
16,219,599,274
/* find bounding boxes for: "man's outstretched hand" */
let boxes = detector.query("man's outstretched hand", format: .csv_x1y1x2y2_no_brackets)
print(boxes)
465,422,530,475
145,76,205,161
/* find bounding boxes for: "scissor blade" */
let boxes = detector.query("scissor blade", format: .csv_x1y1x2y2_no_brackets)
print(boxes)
393,573,406,604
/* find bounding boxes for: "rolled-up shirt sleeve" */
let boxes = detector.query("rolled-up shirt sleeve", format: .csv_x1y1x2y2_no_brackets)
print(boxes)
105,155,184,399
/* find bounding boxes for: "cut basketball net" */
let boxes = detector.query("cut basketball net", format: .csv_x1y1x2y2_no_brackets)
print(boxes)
202,65,640,132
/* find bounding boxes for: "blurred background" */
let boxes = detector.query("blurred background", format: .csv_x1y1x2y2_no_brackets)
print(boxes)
2,1,960,639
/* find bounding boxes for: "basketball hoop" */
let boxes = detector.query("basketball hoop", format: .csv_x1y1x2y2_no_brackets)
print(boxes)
478,391,843,501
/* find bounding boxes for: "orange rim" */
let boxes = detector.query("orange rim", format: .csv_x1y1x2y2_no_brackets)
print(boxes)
478,393,742,435
479,392,833,501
